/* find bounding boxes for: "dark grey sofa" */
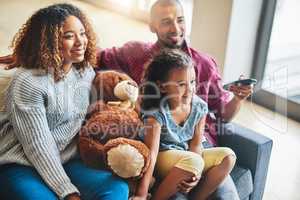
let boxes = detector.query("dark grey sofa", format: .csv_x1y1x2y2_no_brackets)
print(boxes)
218,122,273,200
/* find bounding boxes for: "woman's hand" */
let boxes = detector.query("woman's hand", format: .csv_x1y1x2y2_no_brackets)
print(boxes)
65,193,81,200
177,176,200,194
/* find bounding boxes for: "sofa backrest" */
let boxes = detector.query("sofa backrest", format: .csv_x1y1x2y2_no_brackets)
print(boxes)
0,68,16,112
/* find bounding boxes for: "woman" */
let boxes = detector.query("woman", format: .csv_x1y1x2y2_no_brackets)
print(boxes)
0,3,128,200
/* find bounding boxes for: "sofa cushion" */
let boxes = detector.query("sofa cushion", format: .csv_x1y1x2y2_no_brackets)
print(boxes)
231,165,253,200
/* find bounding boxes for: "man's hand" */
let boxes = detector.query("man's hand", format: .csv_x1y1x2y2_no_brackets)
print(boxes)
177,176,200,194
0,63,10,70
65,193,81,200
229,84,253,100
0,54,14,70
229,75,254,100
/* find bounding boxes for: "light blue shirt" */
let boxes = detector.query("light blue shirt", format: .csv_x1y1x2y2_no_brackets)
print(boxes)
141,95,208,151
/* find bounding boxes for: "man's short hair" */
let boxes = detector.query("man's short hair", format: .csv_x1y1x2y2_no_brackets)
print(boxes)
150,0,183,21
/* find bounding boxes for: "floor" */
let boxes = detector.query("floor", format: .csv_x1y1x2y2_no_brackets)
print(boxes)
1,0,300,199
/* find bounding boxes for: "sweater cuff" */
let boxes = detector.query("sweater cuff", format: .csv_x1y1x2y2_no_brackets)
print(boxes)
57,182,80,200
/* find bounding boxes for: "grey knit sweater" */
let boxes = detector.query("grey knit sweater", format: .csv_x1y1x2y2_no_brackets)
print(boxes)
0,66,95,199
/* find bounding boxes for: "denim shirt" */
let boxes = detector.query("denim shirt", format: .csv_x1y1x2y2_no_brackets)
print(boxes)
141,95,208,151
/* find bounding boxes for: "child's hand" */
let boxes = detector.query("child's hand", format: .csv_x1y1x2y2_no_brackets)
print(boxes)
129,193,151,200
129,196,146,200
177,176,200,194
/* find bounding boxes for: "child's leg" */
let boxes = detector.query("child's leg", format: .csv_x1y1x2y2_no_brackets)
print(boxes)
190,147,236,200
152,150,204,200
152,166,195,200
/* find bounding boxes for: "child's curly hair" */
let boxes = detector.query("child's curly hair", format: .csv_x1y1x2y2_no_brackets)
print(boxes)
141,49,194,111
10,3,97,81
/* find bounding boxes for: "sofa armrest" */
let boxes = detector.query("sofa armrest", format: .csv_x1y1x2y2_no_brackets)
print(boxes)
217,122,273,200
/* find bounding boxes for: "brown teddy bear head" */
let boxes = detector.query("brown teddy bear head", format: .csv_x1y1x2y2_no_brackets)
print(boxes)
81,70,143,145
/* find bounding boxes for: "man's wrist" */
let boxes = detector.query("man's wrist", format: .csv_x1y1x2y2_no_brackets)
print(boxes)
233,95,244,102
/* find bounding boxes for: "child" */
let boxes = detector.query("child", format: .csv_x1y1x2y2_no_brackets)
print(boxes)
132,49,236,200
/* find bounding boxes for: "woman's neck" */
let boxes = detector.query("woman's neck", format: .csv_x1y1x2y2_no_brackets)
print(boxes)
63,62,72,74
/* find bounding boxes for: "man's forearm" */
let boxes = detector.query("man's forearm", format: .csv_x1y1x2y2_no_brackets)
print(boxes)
0,54,14,64
221,83,254,122
221,96,243,122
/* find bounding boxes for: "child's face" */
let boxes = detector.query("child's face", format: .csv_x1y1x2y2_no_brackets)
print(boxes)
161,66,196,107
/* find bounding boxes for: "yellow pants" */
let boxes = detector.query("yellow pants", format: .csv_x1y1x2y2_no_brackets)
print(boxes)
156,147,235,177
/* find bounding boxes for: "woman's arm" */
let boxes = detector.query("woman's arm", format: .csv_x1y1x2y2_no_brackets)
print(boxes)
9,77,79,199
133,117,162,199
189,116,207,154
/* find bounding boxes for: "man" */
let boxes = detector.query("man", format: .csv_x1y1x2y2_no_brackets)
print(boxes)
98,0,252,146
0,0,252,199
97,1,252,199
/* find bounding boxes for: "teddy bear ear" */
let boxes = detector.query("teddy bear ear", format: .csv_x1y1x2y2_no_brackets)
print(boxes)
92,71,118,101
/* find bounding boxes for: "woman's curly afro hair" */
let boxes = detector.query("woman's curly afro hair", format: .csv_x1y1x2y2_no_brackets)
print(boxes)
10,3,97,81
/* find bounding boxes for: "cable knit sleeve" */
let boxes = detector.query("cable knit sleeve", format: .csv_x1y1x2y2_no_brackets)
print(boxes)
9,74,79,199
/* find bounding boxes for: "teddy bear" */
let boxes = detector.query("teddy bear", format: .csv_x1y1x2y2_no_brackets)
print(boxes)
79,70,150,179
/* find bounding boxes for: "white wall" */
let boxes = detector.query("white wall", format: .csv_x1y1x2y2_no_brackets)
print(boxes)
190,0,263,83
190,0,232,76
223,0,263,83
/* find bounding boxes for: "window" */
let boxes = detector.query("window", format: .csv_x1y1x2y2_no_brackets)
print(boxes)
252,0,300,121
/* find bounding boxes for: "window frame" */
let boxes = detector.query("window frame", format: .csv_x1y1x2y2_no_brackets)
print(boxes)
251,0,300,122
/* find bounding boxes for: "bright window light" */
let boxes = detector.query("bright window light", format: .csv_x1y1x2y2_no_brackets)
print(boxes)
109,0,133,8
138,0,146,10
